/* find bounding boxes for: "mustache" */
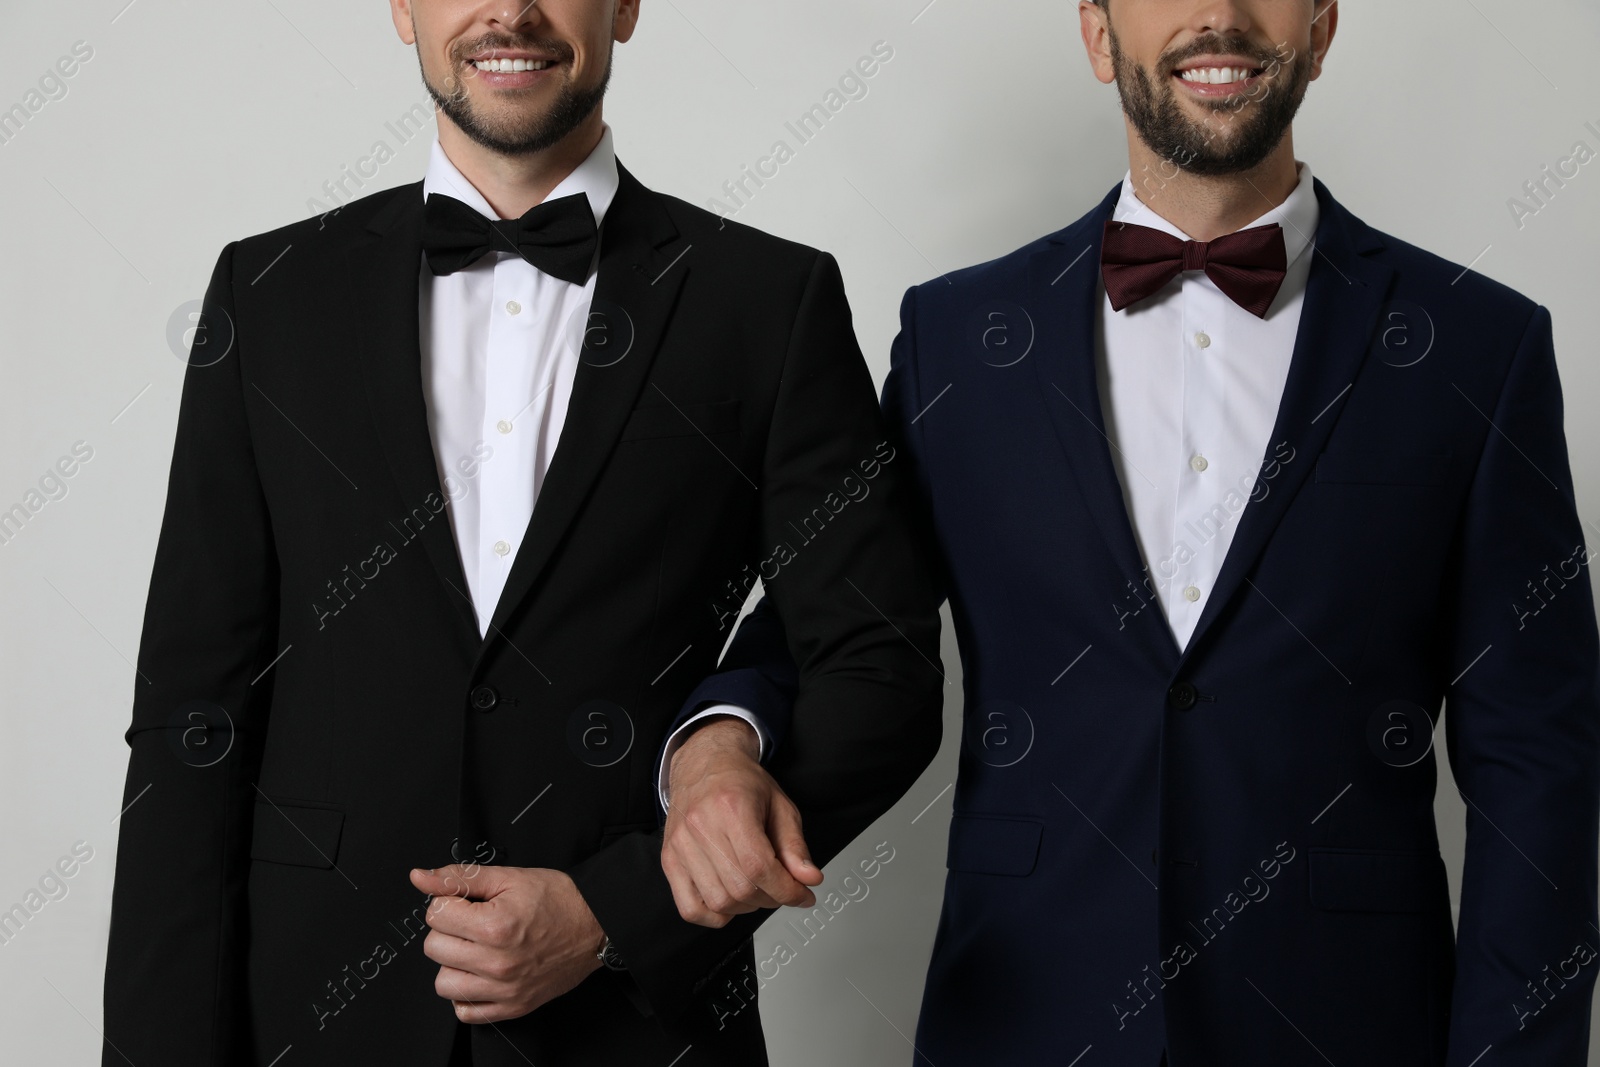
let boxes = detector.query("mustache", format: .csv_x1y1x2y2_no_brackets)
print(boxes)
1157,34,1287,76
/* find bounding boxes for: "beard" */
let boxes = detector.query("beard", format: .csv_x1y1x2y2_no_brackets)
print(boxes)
418,33,611,157
1109,29,1312,176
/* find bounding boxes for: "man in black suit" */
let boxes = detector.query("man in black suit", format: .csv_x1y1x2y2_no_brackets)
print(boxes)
99,1,942,1064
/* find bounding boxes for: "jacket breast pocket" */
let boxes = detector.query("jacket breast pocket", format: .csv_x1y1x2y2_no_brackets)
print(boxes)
1314,450,1451,486
619,398,740,442
946,814,1044,877
251,797,345,869
1308,848,1445,913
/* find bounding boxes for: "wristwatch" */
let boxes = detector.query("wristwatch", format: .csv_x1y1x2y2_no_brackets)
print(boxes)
596,933,627,972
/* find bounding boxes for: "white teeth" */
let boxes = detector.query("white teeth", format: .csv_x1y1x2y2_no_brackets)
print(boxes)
1179,66,1256,85
473,58,554,72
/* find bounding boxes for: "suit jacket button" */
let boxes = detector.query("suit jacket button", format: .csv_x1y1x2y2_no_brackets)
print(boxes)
1168,682,1198,711
470,686,499,712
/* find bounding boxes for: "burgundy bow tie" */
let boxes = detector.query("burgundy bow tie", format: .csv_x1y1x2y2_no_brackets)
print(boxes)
1100,219,1288,319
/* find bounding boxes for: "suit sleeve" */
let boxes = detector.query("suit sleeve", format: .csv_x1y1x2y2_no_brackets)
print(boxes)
102,241,281,1066
656,595,799,777
651,596,800,819
566,252,945,1023
1440,305,1600,1064
653,282,949,776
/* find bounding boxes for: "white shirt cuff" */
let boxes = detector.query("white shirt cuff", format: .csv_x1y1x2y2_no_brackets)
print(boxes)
656,705,771,812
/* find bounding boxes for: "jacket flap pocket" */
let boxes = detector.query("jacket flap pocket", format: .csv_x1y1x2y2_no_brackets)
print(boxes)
1314,450,1450,486
947,814,1043,877
600,820,659,845
620,398,740,441
1309,848,1443,912
251,799,345,869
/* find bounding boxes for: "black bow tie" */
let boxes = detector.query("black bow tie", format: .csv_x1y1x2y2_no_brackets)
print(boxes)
422,191,599,283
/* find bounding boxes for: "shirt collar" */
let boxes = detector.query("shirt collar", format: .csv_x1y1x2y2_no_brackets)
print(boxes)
421,122,619,229
1111,159,1318,269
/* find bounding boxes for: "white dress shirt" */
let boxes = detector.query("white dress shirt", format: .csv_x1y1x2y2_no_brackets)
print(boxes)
1097,160,1319,651
413,126,766,806
419,126,618,636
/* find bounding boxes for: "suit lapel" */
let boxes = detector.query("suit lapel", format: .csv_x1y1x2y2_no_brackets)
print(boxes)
474,160,688,656
1175,180,1395,669
1029,186,1183,666
345,184,481,658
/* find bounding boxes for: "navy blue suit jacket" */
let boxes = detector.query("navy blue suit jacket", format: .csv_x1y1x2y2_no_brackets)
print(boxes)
673,178,1600,1065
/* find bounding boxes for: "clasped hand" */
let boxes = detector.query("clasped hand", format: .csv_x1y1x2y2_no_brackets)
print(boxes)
408,863,603,1024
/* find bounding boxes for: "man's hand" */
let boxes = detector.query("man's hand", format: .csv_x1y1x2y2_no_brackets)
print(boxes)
662,715,823,927
408,864,603,1024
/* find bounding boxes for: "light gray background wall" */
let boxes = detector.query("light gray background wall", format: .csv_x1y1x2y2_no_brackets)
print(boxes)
2,1,1597,1063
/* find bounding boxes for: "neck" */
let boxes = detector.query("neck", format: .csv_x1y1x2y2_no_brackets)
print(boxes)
1123,125,1301,242
436,111,606,219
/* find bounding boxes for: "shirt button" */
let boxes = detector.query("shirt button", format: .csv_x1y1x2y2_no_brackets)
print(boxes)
493,540,510,557
1184,585,1201,603
505,300,522,315
1195,331,1212,349
1190,455,1209,473
496,419,514,435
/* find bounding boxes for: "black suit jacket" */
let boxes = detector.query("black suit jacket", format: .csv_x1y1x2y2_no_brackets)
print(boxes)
101,160,944,1067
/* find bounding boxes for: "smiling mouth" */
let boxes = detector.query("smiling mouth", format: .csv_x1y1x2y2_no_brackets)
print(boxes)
471,57,558,73
1175,65,1264,86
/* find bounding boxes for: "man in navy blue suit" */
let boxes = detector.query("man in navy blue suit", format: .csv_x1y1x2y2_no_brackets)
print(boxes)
657,1,1600,1062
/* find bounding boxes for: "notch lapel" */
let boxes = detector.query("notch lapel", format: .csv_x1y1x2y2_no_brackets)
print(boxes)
344,184,481,660
1029,185,1183,667
473,161,688,662
1175,180,1395,670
